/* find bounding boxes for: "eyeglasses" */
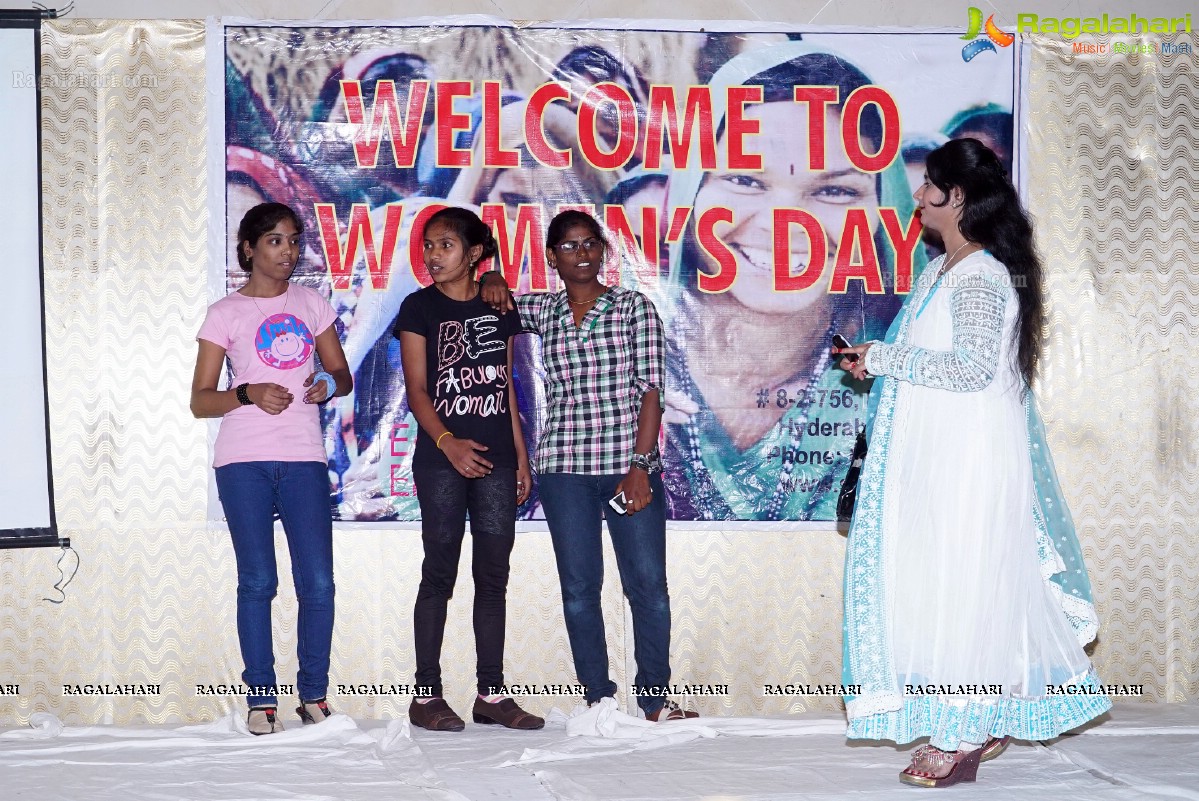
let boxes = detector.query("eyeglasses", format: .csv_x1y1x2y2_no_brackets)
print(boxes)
554,238,603,254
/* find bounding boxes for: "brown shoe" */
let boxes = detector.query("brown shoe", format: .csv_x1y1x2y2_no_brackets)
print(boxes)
900,745,983,787
472,696,545,729
980,735,1011,762
408,697,465,732
645,700,699,721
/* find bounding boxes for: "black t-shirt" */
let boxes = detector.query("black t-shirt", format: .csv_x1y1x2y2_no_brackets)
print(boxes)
394,286,521,468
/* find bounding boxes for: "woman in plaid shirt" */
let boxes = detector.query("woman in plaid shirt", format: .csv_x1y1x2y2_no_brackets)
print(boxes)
481,210,696,721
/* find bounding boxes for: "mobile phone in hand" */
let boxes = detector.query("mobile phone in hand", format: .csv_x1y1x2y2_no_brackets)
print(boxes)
608,492,628,515
832,333,859,364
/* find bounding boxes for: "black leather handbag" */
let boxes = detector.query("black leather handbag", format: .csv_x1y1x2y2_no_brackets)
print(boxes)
836,431,868,522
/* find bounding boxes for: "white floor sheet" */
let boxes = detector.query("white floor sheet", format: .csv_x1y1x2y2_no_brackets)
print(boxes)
4,702,1195,800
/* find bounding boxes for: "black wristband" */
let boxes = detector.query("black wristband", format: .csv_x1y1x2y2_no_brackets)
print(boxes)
235,383,253,406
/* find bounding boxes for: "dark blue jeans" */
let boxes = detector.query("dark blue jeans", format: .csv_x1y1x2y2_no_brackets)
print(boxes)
538,472,671,715
215,461,335,708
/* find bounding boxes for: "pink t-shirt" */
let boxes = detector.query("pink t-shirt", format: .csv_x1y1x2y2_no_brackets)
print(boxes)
197,283,336,468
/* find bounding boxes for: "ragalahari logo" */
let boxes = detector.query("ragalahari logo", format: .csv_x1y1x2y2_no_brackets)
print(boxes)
961,7,1014,61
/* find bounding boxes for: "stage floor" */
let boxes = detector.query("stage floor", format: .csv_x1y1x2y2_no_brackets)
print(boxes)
4,701,1196,800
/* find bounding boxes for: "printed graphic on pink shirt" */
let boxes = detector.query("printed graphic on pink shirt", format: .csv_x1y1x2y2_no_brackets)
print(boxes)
255,313,314,369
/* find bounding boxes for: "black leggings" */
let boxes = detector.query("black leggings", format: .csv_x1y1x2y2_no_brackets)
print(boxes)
412,465,516,697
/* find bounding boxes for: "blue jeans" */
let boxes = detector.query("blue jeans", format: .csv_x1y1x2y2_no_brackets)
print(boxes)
539,472,671,715
215,461,335,708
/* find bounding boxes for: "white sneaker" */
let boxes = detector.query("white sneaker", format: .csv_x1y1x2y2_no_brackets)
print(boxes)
296,698,333,725
248,705,284,735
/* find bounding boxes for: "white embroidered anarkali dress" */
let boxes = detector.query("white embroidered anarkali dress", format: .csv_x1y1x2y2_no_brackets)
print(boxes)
842,250,1110,748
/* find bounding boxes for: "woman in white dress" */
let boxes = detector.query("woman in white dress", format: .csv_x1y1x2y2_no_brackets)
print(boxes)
835,138,1110,787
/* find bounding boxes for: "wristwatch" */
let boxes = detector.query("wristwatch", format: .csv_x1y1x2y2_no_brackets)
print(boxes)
630,446,662,474
235,383,253,406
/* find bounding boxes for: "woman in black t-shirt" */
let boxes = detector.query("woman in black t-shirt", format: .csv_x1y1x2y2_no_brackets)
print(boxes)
395,206,543,732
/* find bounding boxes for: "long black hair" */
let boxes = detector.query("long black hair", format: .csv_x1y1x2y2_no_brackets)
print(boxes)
925,137,1043,386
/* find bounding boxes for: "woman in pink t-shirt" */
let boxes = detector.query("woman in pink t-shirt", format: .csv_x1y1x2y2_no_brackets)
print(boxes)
191,202,352,735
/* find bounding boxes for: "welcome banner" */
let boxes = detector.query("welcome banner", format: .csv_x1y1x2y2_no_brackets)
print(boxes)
207,18,1018,524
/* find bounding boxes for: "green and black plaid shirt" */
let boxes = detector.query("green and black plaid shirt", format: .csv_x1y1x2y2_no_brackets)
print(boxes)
516,286,665,475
